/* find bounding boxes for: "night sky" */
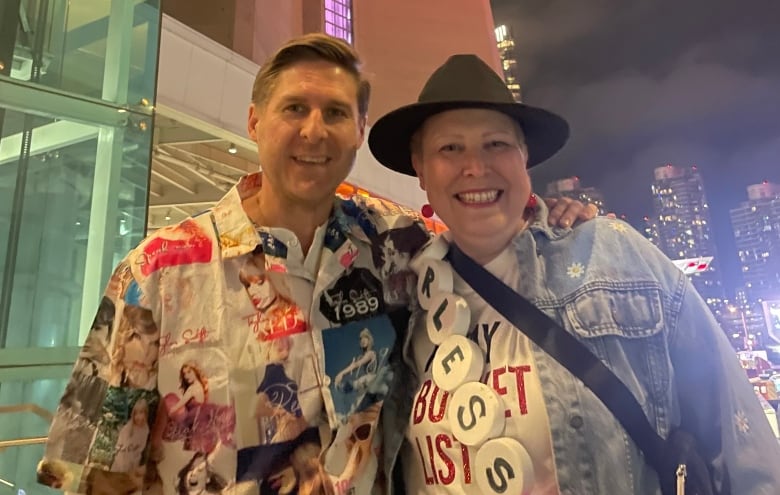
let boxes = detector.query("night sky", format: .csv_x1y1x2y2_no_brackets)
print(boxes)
490,0,780,294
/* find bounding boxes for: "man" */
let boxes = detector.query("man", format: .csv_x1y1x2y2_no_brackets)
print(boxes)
38,33,595,494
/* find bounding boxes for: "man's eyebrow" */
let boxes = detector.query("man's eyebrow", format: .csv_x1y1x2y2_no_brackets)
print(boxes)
275,94,354,113
328,100,354,114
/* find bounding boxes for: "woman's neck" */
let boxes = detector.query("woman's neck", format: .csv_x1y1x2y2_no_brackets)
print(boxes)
452,216,531,265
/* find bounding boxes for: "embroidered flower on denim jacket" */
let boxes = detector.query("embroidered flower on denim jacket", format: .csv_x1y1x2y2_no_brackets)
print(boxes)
567,262,585,279
735,410,750,434
609,222,628,233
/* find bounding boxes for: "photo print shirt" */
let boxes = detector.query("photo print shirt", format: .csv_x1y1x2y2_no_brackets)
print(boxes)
37,173,430,495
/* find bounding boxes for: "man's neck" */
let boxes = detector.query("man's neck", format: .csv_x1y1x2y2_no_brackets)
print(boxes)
242,188,332,255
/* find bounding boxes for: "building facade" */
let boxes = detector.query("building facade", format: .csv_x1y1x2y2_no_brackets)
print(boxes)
649,164,725,313
494,23,522,101
730,182,780,302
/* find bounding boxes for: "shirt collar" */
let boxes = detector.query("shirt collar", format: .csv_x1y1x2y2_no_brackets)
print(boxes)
211,173,372,259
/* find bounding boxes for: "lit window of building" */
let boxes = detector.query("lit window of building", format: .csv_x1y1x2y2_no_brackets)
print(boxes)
324,0,353,44
651,164,724,315
494,24,522,102
730,182,780,302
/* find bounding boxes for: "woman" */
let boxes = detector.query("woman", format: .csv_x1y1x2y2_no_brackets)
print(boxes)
110,304,159,389
176,451,228,494
168,362,209,418
368,54,780,494
255,336,308,444
163,362,214,452
111,398,151,472
334,328,378,392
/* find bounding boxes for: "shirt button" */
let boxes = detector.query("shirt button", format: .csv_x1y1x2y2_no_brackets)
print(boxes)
289,238,299,247
569,415,584,429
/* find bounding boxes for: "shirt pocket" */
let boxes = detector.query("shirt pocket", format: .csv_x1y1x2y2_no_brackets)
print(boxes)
560,285,671,406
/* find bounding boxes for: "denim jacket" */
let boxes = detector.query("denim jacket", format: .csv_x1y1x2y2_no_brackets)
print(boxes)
381,202,780,495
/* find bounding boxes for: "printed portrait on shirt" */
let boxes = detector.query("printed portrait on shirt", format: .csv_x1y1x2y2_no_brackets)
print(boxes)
82,467,143,495
323,402,382,494
240,249,307,341
174,450,230,495
37,459,83,493
105,261,134,301
109,304,160,390
161,361,235,454
258,439,324,495
370,223,429,307
319,267,385,325
74,297,116,380
46,374,108,464
236,427,323,493
254,335,310,445
323,317,395,421
161,275,196,314
88,388,157,470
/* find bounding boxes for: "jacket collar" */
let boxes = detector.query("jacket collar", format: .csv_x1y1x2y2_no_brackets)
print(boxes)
524,199,573,242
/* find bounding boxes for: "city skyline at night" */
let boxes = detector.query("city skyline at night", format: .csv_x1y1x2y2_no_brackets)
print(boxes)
490,0,780,294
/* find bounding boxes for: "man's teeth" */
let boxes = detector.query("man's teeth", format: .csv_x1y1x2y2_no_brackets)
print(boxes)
457,190,499,204
295,156,328,164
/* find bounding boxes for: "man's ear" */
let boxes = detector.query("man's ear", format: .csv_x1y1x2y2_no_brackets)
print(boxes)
357,115,367,144
248,103,260,141
411,153,426,190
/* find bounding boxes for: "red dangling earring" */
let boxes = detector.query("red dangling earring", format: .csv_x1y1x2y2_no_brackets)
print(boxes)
525,193,538,211
421,204,434,218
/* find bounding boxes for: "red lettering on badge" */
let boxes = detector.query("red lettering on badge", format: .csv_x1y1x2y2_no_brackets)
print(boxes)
413,434,472,486
508,365,531,415
412,379,451,425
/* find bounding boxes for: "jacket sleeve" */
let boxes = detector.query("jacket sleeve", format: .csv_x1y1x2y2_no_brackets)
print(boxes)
669,276,780,494
37,261,161,495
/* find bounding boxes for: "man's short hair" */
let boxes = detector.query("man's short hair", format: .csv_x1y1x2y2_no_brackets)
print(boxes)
251,33,371,118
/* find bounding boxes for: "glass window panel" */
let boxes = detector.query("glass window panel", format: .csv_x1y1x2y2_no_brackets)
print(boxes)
5,0,161,108
0,107,150,350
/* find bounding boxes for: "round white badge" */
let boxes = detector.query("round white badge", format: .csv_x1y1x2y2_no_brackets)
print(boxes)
409,235,450,273
425,292,470,345
431,335,484,392
416,258,454,310
447,381,505,446
474,438,535,495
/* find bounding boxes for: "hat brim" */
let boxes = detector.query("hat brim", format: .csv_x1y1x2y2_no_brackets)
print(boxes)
368,101,570,176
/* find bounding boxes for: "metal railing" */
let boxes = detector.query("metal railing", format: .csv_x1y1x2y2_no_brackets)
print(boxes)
0,403,52,452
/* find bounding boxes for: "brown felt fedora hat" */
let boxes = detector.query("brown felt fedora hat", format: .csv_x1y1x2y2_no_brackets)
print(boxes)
368,54,569,176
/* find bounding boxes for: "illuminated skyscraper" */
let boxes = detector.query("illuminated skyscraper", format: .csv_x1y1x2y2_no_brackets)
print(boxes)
650,164,724,311
494,24,522,101
730,181,780,301
545,176,607,215
643,216,661,247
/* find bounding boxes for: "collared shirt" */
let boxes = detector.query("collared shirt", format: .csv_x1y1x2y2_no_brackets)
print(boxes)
392,202,780,495
37,173,430,495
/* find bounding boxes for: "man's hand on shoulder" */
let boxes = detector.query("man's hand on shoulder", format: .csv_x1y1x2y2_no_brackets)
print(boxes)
543,196,599,228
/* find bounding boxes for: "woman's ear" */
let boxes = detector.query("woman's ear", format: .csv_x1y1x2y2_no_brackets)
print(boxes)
411,154,426,190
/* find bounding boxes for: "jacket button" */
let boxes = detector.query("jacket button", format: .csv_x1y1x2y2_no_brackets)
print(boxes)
569,415,584,429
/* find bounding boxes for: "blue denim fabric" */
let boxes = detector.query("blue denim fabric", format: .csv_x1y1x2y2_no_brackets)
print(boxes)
382,203,780,495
